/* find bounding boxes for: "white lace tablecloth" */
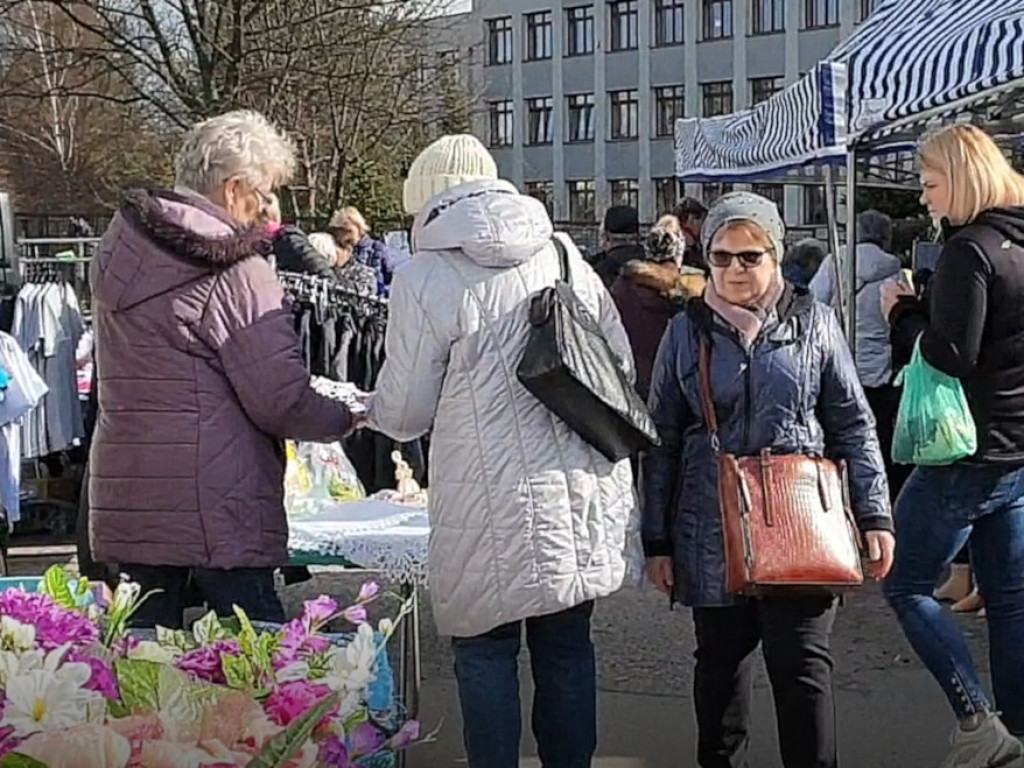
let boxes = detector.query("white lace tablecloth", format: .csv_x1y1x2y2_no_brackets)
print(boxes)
288,499,429,585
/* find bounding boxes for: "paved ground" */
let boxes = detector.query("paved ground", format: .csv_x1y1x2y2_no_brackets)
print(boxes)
6,553,996,767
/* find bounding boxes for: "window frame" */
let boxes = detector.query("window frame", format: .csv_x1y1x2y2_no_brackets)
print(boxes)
486,16,513,65
565,5,596,56
608,0,639,52
803,0,839,29
653,0,685,46
654,84,685,137
609,88,640,140
749,0,784,35
487,99,514,147
702,0,734,40
610,179,640,210
749,75,784,105
524,181,554,215
566,92,596,142
524,11,553,61
525,96,554,145
752,183,785,208
803,185,828,225
654,177,683,216
567,179,597,222
701,80,733,117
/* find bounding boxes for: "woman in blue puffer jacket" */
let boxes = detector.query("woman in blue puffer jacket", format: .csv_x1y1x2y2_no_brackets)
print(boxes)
328,206,402,296
641,192,894,768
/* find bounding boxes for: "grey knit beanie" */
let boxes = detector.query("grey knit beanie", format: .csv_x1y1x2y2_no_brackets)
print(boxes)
701,191,786,261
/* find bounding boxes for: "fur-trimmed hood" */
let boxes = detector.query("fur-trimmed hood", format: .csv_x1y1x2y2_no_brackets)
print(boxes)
94,188,272,311
620,259,706,303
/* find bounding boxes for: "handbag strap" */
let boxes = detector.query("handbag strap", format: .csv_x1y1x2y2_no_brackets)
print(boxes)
551,236,571,286
698,334,721,453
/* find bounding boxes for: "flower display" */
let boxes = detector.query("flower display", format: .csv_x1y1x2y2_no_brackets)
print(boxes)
0,567,420,768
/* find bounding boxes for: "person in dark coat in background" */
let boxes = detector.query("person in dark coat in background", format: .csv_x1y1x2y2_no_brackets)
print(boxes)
611,215,706,401
263,194,334,275
592,205,645,287
329,206,398,296
782,238,827,289
643,191,893,768
89,110,359,629
673,196,710,273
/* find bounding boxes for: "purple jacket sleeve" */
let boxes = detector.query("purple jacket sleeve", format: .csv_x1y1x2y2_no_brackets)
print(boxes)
198,256,354,441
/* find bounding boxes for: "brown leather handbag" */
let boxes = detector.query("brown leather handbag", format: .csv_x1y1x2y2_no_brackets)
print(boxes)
698,336,864,595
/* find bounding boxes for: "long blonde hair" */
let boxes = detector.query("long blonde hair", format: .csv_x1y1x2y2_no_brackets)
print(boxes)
918,124,1024,225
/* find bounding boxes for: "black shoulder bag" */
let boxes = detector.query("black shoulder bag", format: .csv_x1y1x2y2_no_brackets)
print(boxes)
516,237,660,461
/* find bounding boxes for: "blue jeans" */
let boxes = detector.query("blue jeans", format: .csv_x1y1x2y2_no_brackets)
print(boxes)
451,601,597,768
883,464,1024,734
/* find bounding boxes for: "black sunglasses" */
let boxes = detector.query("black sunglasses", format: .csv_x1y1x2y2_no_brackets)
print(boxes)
707,249,772,269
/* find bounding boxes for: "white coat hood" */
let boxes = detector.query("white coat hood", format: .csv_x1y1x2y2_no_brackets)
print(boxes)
411,179,554,268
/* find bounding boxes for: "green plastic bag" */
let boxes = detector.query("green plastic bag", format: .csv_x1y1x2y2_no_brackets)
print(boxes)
892,339,977,465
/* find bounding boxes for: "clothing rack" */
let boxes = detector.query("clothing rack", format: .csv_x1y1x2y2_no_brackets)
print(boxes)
278,270,388,318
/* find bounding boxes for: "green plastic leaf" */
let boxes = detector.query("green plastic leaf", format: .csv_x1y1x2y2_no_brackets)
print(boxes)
40,565,75,609
192,611,228,645
0,754,48,768
156,626,195,653
115,658,219,725
115,659,163,712
222,653,255,691
245,691,339,768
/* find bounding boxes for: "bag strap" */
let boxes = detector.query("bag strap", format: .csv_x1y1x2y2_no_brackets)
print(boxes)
551,236,571,286
698,334,721,453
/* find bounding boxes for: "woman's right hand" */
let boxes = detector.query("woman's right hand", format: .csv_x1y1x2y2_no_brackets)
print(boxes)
645,556,674,596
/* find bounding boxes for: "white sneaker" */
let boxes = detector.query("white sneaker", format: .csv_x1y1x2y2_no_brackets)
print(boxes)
940,713,1024,768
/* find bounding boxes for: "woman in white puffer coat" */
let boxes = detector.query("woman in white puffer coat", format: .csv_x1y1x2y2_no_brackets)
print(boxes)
367,134,642,768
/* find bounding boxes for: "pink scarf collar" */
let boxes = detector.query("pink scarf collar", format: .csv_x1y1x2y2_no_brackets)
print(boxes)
704,270,785,347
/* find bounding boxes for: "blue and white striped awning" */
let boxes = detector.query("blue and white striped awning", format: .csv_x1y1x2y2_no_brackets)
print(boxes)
675,0,1024,181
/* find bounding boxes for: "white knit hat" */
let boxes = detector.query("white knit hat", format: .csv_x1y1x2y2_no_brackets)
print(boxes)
402,134,499,215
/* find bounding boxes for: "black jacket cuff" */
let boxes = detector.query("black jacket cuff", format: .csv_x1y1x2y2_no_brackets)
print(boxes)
857,515,895,535
643,539,673,557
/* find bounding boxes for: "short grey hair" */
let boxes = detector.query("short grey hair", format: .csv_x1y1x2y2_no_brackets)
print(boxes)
308,232,338,264
784,238,828,273
857,209,893,250
174,110,297,196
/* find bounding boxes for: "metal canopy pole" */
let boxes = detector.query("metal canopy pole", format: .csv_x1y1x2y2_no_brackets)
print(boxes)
845,151,858,350
822,164,845,333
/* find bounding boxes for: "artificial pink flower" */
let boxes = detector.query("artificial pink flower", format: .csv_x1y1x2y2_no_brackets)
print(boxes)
302,596,338,625
0,590,99,649
389,719,421,750
69,652,120,699
175,640,241,684
349,722,386,756
342,604,368,625
16,723,131,768
264,681,335,728
318,734,351,767
357,581,380,602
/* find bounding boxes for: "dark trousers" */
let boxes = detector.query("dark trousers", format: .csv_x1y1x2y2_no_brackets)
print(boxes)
864,384,911,501
451,601,597,768
693,596,838,768
121,563,285,629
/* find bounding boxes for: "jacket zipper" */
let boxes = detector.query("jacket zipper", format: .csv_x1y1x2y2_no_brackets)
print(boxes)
742,347,753,452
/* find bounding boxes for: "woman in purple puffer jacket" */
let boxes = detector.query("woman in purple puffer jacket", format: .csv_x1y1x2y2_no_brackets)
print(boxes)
89,110,359,628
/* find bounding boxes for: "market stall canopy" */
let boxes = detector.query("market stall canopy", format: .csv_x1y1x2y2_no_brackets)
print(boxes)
675,0,1024,181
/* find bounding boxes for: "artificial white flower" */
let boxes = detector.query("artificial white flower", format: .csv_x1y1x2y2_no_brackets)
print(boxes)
321,622,378,700
0,648,45,686
0,615,37,651
111,580,141,614
378,617,394,638
3,664,95,736
126,640,175,665
275,660,311,684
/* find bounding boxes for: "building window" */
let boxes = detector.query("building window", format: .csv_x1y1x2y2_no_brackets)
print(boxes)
750,76,784,105
804,0,839,28
703,0,733,40
567,93,595,142
488,100,514,147
654,85,685,137
654,0,685,46
701,81,733,116
609,0,639,51
486,17,513,65
752,183,785,207
568,180,597,221
655,178,683,215
702,182,734,205
750,0,784,34
803,186,828,224
526,97,554,145
860,0,877,20
610,179,640,210
524,181,554,215
566,6,595,55
609,89,639,139
525,11,552,61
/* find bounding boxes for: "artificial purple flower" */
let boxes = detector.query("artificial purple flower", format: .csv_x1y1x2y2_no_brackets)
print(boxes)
0,722,19,760
318,734,351,768
357,581,380,603
0,590,99,650
69,652,120,699
275,619,329,671
264,681,335,727
342,604,368,625
388,719,421,750
175,640,241,684
349,722,386,756
302,596,338,625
